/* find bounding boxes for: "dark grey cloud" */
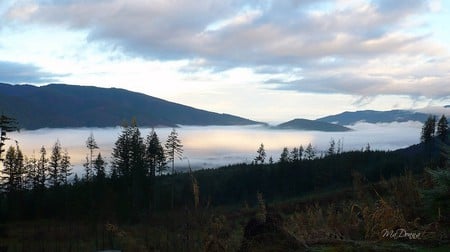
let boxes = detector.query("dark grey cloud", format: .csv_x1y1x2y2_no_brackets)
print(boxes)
4,0,449,99
0,60,65,83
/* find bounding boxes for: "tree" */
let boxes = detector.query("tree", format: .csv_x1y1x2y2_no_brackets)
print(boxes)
290,147,300,162
279,147,290,163
93,153,106,180
327,138,336,156
59,149,72,185
298,145,304,160
165,128,183,174
305,143,316,160
437,115,448,142
254,143,266,164
0,114,18,162
24,153,39,190
48,140,62,188
83,155,92,181
86,133,99,177
1,145,24,193
145,129,166,177
111,119,147,215
37,146,48,190
421,115,436,143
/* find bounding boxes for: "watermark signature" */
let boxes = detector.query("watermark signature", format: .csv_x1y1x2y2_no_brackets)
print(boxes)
381,228,421,240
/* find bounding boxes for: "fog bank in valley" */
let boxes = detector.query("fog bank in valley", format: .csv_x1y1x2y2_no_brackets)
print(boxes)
6,121,422,174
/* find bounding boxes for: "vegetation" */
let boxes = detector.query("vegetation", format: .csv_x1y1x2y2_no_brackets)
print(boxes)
0,115,449,251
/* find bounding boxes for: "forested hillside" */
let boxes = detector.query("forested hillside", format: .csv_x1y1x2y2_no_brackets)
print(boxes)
0,115,449,251
0,83,261,129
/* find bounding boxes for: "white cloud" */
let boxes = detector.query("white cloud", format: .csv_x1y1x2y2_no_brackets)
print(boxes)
1,0,449,120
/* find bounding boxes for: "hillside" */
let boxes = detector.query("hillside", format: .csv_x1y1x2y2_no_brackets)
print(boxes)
317,109,430,125
275,118,351,131
0,83,262,129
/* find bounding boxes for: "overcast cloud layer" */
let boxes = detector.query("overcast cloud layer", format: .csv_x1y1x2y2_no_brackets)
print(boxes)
1,0,450,105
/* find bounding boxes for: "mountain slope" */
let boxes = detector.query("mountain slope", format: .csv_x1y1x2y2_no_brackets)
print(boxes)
0,83,261,129
275,118,351,132
317,110,429,126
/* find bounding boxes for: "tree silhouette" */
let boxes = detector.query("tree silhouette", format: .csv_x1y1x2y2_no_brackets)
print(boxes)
165,128,183,174
421,115,436,143
437,115,448,142
254,143,266,164
86,133,99,177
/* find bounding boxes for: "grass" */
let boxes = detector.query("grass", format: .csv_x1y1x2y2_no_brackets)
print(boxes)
0,171,448,251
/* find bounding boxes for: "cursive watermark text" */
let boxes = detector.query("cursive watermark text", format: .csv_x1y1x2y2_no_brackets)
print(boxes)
381,228,421,240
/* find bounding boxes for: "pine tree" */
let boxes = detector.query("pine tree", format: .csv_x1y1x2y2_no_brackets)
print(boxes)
279,147,289,163
24,153,39,190
305,143,316,160
437,115,448,142
327,138,336,156
37,146,48,190
93,153,106,180
1,145,25,193
290,147,299,162
0,114,18,162
86,132,99,177
145,129,166,177
421,115,436,143
298,145,304,160
83,155,92,181
48,140,62,188
165,128,183,174
59,149,72,185
254,143,266,164
112,122,133,178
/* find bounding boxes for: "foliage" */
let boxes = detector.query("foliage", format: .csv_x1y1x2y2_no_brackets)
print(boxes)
421,115,436,143
165,128,183,174
254,143,266,164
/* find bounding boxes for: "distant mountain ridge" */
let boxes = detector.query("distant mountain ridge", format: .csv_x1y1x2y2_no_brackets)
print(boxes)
317,109,430,126
0,83,262,129
275,118,351,132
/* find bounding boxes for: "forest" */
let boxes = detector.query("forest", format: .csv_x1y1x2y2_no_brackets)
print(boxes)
0,114,449,251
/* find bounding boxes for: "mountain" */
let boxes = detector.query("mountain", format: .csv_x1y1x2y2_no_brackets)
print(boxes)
275,118,352,132
0,83,262,129
316,109,429,126
445,105,450,108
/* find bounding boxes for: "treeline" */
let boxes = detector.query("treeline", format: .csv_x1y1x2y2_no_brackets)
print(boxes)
0,115,448,223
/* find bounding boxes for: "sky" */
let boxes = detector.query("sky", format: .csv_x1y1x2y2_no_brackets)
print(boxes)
1,0,450,123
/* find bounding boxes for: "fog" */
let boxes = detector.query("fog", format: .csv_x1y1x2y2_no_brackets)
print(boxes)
6,121,423,174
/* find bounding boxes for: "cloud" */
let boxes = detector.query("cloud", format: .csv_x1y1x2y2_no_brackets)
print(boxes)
3,0,449,99
0,60,65,83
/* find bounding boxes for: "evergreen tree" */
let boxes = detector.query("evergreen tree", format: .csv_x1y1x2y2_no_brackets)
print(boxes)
145,129,166,177
83,155,92,181
1,145,25,193
421,115,436,143
59,149,72,185
290,147,300,162
327,138,336,156
37,146,48,190
24,153,39,190
112,122,133,178
279,147,290,163
111,120,147,214
0,114,18,162
86,133,99,177
93,153,106,180
298,145,304,160
254,143,266,164
305,143,316,160
165,128,183,174
437,115,448,142
48,140,62,188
